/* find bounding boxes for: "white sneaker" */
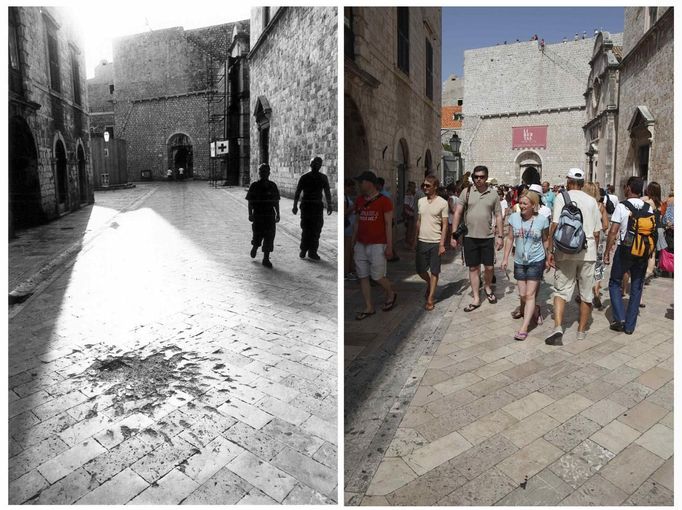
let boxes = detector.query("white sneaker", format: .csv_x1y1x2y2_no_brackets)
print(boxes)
577,331,587,341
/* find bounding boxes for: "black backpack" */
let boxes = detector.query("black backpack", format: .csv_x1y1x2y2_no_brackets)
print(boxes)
604,194,615,215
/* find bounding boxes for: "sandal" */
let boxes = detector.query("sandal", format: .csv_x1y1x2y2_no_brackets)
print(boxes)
463,303,481,312
382,293,398,312
355,311,376,321
425,301,435,311
514,331,528,341
484,289,497,304
511,307,523,319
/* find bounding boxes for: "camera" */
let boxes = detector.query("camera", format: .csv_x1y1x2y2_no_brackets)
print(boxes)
453,223,468,240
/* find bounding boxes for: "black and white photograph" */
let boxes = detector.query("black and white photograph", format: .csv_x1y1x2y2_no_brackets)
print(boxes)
8,4,338,504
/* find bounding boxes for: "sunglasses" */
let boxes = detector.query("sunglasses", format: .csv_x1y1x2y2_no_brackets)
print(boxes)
473,175,486,180
422,183,432,188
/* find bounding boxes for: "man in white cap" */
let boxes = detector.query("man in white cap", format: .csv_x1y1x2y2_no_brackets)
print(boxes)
545,168,602,345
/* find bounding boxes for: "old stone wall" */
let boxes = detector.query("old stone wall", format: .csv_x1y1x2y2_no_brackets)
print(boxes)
110,22,243,181
249,7,338,202
462,37,596,185
465,109,587,186
345,7,442,198
119,94,210,180
616,7,674,197
9,6,93,227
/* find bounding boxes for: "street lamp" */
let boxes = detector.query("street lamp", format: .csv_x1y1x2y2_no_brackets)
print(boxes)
449,133,462,182
103,130,110,143
585,143,597,181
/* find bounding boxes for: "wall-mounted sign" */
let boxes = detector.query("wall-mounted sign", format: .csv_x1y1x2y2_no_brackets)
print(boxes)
210,142,216,158
512,125,548,149
215,140,228,155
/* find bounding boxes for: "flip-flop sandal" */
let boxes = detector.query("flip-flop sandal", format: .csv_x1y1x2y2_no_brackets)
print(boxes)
425,302,435,311
514,331,528,341
463,303,481,312
485,290,497,304
382,293,398,312
355,311,375,321
511,307,523,319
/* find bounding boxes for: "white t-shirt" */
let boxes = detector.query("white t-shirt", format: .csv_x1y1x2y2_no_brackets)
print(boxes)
539,205,551,221
610,198,654,244
500,199,508,219
418,196,449,243
552,189,602,261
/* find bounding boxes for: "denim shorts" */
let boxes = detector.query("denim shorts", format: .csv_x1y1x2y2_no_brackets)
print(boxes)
514,259,545,281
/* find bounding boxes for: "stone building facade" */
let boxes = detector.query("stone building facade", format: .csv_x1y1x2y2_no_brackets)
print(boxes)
583,32,623,186
441,74,464,184
345,7,442,219
615,7,673,196
462,37,598,185
97,20,249,183
9,6,93,234
87,59,115,137
249,7,338,202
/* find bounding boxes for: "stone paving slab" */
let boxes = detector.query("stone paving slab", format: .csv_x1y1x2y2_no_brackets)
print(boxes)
346,237,673,506
9,183,337,504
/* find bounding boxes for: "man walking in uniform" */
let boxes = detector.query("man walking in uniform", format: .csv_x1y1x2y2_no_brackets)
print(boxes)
246,163,280,268
293,156,333,260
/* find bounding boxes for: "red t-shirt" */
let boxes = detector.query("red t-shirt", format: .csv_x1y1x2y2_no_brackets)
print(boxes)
355,194,393,244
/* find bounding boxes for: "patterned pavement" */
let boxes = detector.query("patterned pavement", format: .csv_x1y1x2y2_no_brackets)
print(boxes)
345,241,673,506
9,182,338,504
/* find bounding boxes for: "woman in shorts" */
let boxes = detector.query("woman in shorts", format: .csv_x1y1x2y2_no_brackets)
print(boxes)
501,190,549,340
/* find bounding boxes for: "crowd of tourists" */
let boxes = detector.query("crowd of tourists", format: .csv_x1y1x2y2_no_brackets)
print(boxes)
345,165,674,345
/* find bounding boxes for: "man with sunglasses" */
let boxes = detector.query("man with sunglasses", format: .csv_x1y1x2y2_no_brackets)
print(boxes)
450,165,504,311
416,175,449,311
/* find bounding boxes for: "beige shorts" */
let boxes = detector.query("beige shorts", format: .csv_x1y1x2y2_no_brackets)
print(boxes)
354,243,387,280
553,259,596,303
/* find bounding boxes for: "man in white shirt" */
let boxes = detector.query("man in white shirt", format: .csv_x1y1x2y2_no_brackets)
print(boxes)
603,176,654,334
545,168,602,345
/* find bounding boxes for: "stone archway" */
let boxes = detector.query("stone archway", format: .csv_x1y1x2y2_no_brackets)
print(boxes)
395,138,409,221
9,116,43,231
514,150,542,184
254,96,272,167
54,138,68,213
344,95,369,178
77,142,87,204
167,133,193,178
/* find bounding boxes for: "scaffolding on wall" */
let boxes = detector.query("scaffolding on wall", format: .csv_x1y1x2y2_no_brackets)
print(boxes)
184,30,229,187
207,55,227,188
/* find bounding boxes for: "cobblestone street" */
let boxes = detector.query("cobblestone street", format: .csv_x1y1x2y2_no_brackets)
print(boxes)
345,241,673,506
9,182,338,505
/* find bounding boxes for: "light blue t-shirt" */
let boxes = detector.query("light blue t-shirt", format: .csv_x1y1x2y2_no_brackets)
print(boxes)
508,212,549,264
543,191,555,211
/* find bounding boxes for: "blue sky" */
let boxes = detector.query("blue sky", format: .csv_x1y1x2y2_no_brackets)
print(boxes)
442,7,625,78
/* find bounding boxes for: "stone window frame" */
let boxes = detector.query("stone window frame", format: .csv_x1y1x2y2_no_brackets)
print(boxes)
9,8,23,95
646,7,658,30
43,14,61,93
344,6,355,60
425,38,434,101
396,7,410,75
70,45,82,106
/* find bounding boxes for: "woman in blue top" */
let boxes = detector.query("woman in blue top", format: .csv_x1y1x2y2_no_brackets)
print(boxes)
501,190,550,340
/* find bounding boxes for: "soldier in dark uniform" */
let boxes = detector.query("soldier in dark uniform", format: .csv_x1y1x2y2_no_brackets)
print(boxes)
246,163,280,268
292,157,333,260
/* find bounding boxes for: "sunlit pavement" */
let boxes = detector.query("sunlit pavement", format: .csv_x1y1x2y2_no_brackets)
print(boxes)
9,182,338,504
345,242,673,506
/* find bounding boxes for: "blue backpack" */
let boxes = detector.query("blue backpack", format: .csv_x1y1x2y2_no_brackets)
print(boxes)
553,190,587,254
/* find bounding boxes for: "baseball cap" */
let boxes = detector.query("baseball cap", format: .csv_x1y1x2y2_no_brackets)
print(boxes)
528,184,543,194
566,168,585,180
355,171,378,184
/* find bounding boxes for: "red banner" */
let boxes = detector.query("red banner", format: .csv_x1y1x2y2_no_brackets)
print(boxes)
512,125,548,149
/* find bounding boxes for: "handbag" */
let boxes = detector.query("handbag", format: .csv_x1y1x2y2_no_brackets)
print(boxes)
659,248,674,273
